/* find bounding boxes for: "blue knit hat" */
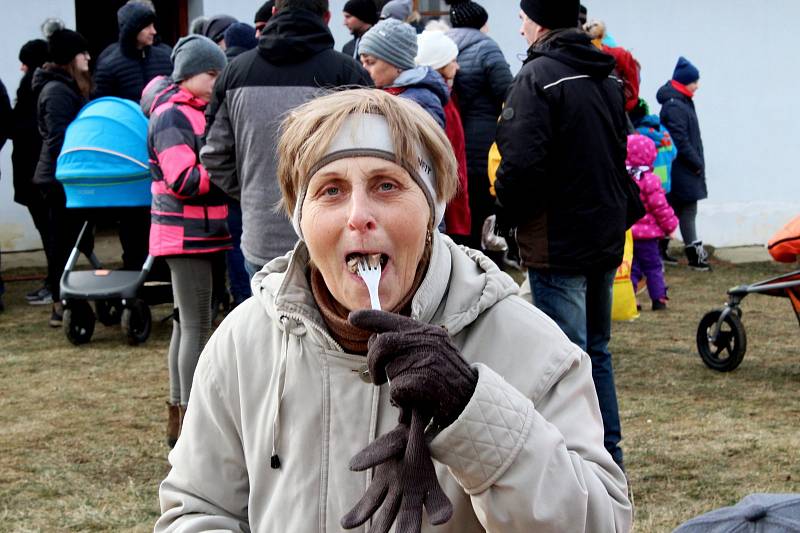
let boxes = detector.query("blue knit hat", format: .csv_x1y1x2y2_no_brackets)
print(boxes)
224,22,258,51
359,18,417,70
672,56,700,85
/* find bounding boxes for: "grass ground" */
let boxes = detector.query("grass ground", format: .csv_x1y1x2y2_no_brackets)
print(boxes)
1,259,798,532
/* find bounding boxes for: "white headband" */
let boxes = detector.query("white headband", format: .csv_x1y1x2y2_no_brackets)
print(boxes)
291,113,444,240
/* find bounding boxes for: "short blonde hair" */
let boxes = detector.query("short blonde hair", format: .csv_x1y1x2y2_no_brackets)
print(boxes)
277,88,459,218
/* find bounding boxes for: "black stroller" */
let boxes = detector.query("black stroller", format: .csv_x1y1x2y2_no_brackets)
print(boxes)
697,217,800,371
56,97,170,345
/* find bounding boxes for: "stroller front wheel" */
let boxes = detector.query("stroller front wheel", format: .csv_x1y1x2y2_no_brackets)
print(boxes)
63,300,96,345
121,299,151,346
697,309,747,371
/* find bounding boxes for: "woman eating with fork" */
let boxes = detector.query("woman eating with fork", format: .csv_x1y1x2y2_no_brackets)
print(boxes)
155,88,632,533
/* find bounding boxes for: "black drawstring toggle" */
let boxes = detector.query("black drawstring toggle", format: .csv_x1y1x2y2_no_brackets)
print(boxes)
270,454,281,469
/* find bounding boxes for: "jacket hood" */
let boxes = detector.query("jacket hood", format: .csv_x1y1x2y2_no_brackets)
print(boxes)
31,65,75,95
252,232,520,341
258,8,334,65
390,66,449,105
149,82,207,115
626,134,657,169
140,74,173,117
117,3,157,55
447,27,489,52
656,80,687,105
526,28,616,78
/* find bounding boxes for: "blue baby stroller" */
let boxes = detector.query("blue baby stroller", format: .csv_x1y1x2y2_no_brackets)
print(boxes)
57,97,169,345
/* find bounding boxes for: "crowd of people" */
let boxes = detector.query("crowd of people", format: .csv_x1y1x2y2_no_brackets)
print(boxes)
0,0,716,530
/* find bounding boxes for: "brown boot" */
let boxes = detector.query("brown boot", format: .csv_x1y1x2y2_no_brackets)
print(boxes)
167,402,180,448
179,404,187,436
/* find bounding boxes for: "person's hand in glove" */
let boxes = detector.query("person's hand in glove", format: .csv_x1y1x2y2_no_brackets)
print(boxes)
340,408,452,533
348,309,478,427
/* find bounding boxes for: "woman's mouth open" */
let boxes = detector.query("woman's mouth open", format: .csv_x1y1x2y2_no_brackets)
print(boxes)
346,252,389,274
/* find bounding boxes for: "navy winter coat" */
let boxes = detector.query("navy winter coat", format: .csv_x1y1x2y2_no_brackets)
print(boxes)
656,81,707,203
446,28,512,177
93,3,172,103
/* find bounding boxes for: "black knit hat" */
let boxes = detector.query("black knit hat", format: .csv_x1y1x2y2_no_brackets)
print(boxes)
447,0,488,29
19,39,49,69
254,1,275,24
344,0,378,25
48,29,89,65
520,0,579,29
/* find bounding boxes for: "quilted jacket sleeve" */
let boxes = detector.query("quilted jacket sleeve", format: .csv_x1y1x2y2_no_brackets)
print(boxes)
429,359,632,532
156,326,250,532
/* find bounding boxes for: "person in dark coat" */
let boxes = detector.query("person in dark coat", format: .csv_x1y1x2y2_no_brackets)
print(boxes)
33,29,93,327
93,2,173,274
657,56,710,270
200,0,372,278
341,0,378,59
93,2,173,103
0,79,10,312
494,0,629,470
12,39,52,305
445,0,512,249
223,22,258,60
199,15,238,48
254,1,275,37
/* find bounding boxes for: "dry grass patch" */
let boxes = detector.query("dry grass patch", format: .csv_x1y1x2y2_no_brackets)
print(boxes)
1,259,798,531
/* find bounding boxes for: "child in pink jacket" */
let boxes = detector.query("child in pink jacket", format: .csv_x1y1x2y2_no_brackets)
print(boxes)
627,134,679,310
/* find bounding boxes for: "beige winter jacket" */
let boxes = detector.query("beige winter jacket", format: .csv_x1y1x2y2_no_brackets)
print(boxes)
156,233,633,532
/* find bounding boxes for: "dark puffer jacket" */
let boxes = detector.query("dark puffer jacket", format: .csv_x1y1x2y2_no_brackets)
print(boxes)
31,66,86,189
656,81,707,204
495,29,629,273
93,3,173,102
446,27,512,237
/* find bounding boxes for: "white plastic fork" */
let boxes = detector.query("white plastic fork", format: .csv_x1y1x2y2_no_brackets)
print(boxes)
357,257,382,310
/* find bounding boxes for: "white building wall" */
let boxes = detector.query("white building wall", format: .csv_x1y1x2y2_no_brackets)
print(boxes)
2,1,794,251
0,1,75,251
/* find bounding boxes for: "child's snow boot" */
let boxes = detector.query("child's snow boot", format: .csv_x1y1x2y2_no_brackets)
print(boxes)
659,238,679,266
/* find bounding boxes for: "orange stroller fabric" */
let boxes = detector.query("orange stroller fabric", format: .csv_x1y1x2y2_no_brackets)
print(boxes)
768,215,800,263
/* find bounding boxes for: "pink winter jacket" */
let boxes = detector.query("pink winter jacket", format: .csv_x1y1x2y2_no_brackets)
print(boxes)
627,134,678,240
146,82,232,257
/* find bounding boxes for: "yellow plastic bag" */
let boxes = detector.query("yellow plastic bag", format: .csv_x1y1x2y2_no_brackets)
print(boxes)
612,230,639,321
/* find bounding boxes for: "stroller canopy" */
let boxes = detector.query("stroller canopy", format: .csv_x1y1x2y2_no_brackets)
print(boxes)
56,97,151,208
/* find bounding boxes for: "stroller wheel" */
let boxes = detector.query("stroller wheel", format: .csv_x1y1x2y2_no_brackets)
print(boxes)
121,299,152,346
63,300,95,345
697,309,747,371
95,298,123,326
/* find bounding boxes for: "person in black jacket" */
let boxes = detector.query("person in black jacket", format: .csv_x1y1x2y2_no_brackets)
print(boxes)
12,39,51,305
657,57,710,271
201,0,372,278
495,0,629,470
0,79,10,312
341,0,377,59
93,2,172,103
445,1,512,250
93,2,172,274
33,29,93,327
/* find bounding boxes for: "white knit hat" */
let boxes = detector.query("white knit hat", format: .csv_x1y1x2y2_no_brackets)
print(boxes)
415,30,459,70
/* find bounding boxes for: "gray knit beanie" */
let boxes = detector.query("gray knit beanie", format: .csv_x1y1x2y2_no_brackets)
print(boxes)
171,35,227,82
359,18,417,70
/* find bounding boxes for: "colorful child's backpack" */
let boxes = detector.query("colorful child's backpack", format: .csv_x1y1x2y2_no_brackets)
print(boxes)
635,114,676,194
